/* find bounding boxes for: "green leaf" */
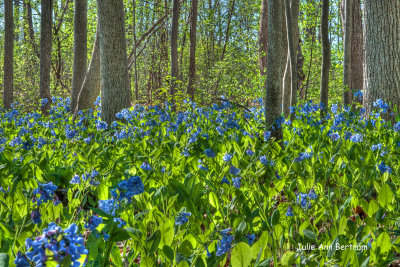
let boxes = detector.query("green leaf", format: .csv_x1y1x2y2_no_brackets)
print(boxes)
209,191,220,209
110,229,131,242
303,229,317,243
373,232,392,258
231,242,252,267
162,245,174,263
234,221,247,237
271,209,280,227
60,254,71,267
146,230,161,254
378,184,393,208
0,253,9,267
111,245,123,267
280,251,296,265
159,220,174,248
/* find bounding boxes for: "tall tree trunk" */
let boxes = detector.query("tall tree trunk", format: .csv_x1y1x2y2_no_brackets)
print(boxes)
133,0,139,102
265,0,285,141
364,1,400,118
71,0,88,112
75,28,100,112
283,0,299,120
39,0,52,113
97,0,129,123
170,0,180,108
320,0,330,114
24,0,39,58
187,0,198,101
258,0,268,76
3,0,14,109
343,0,353,106
340,0,363,101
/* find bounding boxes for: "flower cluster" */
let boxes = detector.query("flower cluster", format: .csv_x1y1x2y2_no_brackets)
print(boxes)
216,229,234,256
175,212,191,225
32,182,58,206
110,176,145,202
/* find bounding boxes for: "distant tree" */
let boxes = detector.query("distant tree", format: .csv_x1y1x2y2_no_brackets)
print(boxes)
320,0,330,113
3,0,14,109
39,0,52,112
187,0,198,101
265,0,285,141
342,0,352,106
258,0,268,76
97,0,130,123
71,0,88,112
364,1,400,117
170,0,180,108
75,27,100,113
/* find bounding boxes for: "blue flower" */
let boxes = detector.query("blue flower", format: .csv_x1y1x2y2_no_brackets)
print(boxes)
246,148,254,156
354,90,363,101
96,121,108,130
378,161,392,174
371,143,382,151
198,160,208,171
216,233,234,256
232,177,241,189
331,104,338,114
40,98,48,107
350,133,363,143
246,234,256,245
31,210,42,224
140,162,152,171
112,176,145,202
308,189,318,199
229,165,241,175
32,182,58,206
264,131,271,141
297,193,308,209
204,149,216,158
221,176,230,185
14,251,30,267
285,206,294,217
175,212,191,225
223,153,233,162
259,155,269,165
330,132,340,141
70,174,81,184
113,218,127,228
99,199,119,216
84,215,103,231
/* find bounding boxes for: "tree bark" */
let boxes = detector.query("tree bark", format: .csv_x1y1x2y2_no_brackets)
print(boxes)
71,0,88,112
39,0,52,113
97,0,130,123
170,0,180,108
187,0,198,101
133,0,139,102
3,0,14,109
283,0,299,121
75,28,100,112
320,0,330,114
265,0,285,141
258,0,268,76
364,1,400,118
343,0,353,106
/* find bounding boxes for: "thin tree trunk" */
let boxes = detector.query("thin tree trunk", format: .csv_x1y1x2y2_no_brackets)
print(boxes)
187,0,198,101
364,1,400,119
71,0,88,112
282,0,299,119
170,0,180,109
97,0,129,123
39,0,52,113
304,7,318,101
265,0,285,141
258,0,268,76
343,0,353,106
24,0,38,58
320,0,330,114
75,28,100,112
133,0,139,102
3,0,14,109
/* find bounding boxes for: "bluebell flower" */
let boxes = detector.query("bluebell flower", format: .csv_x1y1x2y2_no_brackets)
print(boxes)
330,132,340,141
175,212,191,225
371,143,382,151
84,215,103,231
103,233,110,241
14,251,30,267
246,234,256,245
354,90,363,101
83,137,92,144
99,199,119,216
31,210,42,224
89,179,100,187
70,174,80,184
40,98,48,107
111,176,145,202
113,218,127,228
216,234,234,256
96,121,108,130
198,160,208,171
378,161,392,174
140,162,152,171
295,151,313,163
246,148,254,156
264,131,271,141
297,193,308,209
308,189,318,199
221,176,230,185
223,153,233,162
32,182,58,206
229,165,241,175
350,133,363,143
259,155,269,165
91,170,99,178
331,104,338,114
206,245,211,257
181,148,190,157
394,121,400,132
204,149,216,158
232,177,241,189
286,206,294,217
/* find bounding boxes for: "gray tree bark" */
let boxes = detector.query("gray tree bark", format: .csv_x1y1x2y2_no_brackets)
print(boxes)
258,0,268,76
364,1,400,118
3,0,14,109
75,28,100,112
187,0,198,101
97,0,130,123
39,0,52,113
320,0,330,113
70,0,88,112
265,0,285,141
170,0,180,108
343,0,353,106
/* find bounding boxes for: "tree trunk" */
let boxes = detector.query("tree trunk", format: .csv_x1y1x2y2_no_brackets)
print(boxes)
265,0,285,141
258,0,268,76
71,0,88,112
133,0,139,102
75,28,100,112
39,0,52,113
364,1,400,117
3,0,14,109
343,0,353,106
170,0,180,108
320,0,330,114
283,0,299,121
187,0,198,101
97,0,129,123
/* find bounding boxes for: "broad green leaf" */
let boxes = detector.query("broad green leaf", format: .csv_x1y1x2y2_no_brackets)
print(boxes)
231,242,252,267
